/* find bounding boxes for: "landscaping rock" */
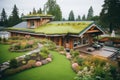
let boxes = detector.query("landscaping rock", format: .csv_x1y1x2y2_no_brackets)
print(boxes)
46,58,52,62
41,60,48,65
35,61,42,67
72,63,79,72
66,54,72,59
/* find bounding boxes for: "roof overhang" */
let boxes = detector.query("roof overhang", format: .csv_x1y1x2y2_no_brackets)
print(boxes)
78,24,105,37
8,30,66,37
23,16,54,20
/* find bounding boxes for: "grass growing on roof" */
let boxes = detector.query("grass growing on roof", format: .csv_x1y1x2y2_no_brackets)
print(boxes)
2,51,76,80
23,14,53,17
7,21,93,35
35,21,93,34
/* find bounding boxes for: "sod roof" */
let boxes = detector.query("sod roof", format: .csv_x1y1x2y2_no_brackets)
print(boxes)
35,21,93,34
8,21,96,35
23,14,54,19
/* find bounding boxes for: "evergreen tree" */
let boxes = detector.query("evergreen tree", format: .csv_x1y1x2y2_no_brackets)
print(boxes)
8,5,22,27
21,13,24,17
82,14,86,21
29,11,32,15
62,18,66,21
32,8,36,14
53,4,62,21
44,0,62,21
87,6,94,20
68,10,75,21
100,0,120,33
0,8,8,27
76,15,81,21
37,8,42,14
1,8,7,22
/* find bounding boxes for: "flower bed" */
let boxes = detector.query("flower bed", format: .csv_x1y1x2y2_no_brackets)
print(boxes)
2,46,52,77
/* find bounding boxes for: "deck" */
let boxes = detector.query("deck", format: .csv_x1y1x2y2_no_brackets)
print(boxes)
75,45,118,58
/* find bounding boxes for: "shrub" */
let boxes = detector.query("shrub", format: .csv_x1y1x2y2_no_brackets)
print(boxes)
10,43,20,50
40,52,48,59
30,53,37,57
25,55,31,60
9,59,18,68
58,46,64,51
20,42,27,49
40,47,49,54
70,49,79,57
77,58,84,66
27,60,36,66
3,37,7,42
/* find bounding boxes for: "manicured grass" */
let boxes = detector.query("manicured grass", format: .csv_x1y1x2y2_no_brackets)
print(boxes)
2,51,76,80
0,44,26,64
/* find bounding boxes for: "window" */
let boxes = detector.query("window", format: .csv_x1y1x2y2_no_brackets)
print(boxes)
30,21,35,28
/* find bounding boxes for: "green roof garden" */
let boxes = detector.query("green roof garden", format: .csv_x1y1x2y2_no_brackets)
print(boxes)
8,21,94,35
35,21,93,34
23,14,54,18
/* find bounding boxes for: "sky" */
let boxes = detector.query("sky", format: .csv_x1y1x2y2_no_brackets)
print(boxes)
0,0,104,19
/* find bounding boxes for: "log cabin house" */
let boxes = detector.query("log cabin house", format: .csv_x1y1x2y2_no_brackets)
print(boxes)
8,14,105,49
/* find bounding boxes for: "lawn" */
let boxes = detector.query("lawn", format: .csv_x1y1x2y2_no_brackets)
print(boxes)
1,45,76,80
0,44,26,64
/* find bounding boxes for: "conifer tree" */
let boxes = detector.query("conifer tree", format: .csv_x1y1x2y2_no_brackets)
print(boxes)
87,6,93,20
68,10,75,21
0,8,8,27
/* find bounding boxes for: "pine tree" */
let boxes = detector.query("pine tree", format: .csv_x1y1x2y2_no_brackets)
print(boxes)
1,8,7,22
76,15,81,21
37,8,42,14
87,6,93,20
100,0,120,33
82,14,86,21
8,4,22,27
32,8,36,14
68,10,75,21
0,8,8,27
44,0,62,21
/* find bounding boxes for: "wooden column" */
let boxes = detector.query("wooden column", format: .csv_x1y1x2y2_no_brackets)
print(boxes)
59,37,62,46
69,38,73,49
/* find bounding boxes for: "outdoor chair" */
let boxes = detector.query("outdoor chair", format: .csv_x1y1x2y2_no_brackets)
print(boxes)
86,47,95,52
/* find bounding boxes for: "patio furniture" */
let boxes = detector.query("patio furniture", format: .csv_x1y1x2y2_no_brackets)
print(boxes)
99,43,104,47
86,47,95,52
92,44,101,50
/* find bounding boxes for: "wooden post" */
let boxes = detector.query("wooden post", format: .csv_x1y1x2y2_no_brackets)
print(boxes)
59,37,62,46
69,38,73,49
